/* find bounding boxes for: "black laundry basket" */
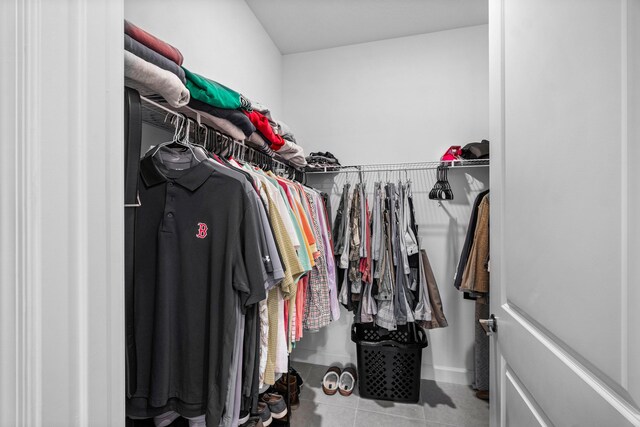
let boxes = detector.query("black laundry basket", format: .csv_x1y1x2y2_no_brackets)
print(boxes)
351,323,428,403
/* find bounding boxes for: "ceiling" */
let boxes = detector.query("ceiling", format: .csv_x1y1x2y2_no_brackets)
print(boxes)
245,0,488,55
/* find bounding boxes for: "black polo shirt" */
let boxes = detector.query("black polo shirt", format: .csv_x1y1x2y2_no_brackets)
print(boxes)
127,153,266,424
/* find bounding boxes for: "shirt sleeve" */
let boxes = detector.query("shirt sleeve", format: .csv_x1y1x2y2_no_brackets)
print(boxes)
233,193,268,309
272,185,301,250
255,192,285,290
315,193,340,321
250,191,273,274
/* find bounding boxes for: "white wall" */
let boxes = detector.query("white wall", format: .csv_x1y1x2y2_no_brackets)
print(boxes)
283,25,488,164
125,0,283,117
284,26,489,385
121,6,489,385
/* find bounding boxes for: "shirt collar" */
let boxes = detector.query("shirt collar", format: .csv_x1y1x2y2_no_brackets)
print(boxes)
140,155,214,191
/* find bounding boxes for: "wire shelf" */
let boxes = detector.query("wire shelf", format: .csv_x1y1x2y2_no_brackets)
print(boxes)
133,90,305,176
129,83,488,177
305,159,489,174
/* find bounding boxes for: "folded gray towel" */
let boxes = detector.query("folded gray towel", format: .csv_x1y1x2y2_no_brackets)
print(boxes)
184,106,246,141
124,50,190,108
125,34,186,83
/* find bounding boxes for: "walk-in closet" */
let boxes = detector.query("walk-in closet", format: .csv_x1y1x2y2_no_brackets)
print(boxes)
2,1,638,426
121,2,492,425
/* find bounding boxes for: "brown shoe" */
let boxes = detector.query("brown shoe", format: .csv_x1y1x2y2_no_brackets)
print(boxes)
338,367,357,396
322,366,341,395
289,390,300,410
239,416,264,427
274,371,301,409
274,372,298,394
476,390,489,401
260,393,287,419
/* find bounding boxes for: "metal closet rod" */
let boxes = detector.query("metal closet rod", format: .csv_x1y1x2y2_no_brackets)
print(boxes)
139,95,302,175
306,159,489,173
140,95,183,119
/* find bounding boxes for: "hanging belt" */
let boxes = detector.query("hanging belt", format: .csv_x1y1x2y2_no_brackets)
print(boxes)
124,87,142,396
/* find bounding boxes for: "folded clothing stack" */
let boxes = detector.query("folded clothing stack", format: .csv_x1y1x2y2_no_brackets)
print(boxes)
183,68,250,110
243,110,285,151
305,152,341,170
187,99,256,140
269,118,307,167
123,20,311,168
124,20,189,108
276,140,306,168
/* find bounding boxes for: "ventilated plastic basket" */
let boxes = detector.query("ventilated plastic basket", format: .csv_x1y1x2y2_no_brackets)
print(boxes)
351,323,428,403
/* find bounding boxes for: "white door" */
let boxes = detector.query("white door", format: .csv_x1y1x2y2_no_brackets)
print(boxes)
489,0,640,426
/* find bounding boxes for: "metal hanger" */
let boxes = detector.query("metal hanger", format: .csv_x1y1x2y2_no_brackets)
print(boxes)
150,114,191,158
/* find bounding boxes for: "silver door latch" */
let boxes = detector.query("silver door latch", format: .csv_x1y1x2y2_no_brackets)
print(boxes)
479,314,497,336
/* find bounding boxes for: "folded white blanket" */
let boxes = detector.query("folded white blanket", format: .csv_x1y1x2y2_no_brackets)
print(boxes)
124,50,190,108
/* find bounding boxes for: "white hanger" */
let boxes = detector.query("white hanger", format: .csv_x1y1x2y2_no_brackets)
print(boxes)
150,115,200,163
149,114,183,158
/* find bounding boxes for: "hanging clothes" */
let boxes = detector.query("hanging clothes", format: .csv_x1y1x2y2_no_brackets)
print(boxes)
455,190,490,394
127,150,266,425
127,144,337,427
474,295,490,392
418,249,448,329
302,189,332,332
334,180,447,331
459,193,490,299
454,189,490,290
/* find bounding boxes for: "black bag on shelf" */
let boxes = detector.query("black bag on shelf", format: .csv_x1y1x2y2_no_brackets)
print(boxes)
460,140,490,159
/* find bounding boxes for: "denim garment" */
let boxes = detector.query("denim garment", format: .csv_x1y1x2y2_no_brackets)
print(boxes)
332,184,349,255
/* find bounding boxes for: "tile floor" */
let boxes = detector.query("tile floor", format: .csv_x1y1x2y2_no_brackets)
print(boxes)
289,362,489,427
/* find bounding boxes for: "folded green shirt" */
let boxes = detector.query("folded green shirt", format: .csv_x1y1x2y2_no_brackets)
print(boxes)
182,67,247,110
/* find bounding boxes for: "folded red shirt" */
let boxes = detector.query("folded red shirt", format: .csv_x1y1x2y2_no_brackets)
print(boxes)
243,110,285,151
125,20,184,66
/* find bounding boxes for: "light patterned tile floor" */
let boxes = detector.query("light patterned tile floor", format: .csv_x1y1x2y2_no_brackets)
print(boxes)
290,362,489,427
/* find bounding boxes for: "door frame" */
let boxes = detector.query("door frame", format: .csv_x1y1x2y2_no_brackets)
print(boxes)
0,0,125,425
488,0,504,425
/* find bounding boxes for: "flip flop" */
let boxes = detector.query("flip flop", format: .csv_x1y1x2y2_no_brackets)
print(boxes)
322,366,341,395
338,367,357,396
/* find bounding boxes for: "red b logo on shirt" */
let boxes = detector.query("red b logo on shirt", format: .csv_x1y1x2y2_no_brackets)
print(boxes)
196,222,208,239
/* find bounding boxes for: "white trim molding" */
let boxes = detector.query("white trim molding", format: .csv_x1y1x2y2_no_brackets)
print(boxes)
0,1,124,425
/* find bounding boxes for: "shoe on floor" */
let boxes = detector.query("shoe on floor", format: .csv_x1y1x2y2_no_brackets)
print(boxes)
273,369,302,409
476,390,490,401
338,366,357,396
322,366,341,396
239,409,250,425
239,416,264,427
252,401,273,426
261,392,288,419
